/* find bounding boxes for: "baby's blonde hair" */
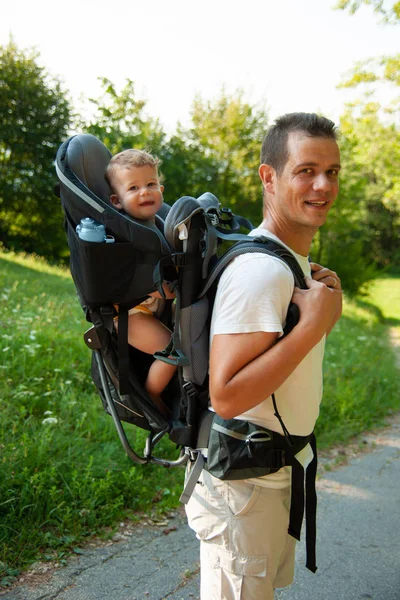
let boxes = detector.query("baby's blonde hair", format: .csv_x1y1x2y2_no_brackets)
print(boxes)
105,149,162,193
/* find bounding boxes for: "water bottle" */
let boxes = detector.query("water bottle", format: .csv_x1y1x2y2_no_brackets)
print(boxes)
76,218,114,243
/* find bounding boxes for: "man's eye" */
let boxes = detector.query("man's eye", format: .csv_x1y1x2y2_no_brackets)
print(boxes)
328,170,339,177
301,168,313,174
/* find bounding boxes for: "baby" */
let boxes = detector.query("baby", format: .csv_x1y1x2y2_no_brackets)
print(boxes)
105,149,176,417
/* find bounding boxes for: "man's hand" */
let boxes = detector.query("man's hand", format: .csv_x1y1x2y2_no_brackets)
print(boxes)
293,275,342,337
310,262,341,291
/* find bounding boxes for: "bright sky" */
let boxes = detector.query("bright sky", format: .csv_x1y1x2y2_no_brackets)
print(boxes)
1,0,398,132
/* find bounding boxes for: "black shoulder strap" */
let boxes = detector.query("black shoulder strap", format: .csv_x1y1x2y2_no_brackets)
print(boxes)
200,235,307,300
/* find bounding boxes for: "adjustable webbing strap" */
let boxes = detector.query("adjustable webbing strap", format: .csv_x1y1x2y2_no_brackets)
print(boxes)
180,451,205,504
288,432,318,573
305,433,318,573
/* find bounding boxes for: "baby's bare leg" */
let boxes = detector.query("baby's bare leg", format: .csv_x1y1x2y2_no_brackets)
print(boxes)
125,313,176,415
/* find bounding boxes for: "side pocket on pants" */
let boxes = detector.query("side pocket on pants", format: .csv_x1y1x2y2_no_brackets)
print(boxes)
185,470,228,541
185,469,260,542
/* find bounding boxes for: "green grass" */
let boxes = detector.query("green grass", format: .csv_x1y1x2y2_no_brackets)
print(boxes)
0,250,399,585
317,287,400,446
0,250,184,586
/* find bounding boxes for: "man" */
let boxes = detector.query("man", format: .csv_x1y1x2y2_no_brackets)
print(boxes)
185,113,343,599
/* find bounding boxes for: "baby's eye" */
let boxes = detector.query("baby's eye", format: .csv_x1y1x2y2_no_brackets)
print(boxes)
148,182,157,187
130,185,139,191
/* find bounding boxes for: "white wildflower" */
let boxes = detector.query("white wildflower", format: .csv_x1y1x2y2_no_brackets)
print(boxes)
2,347,10,352
43,410,53,416
42,417,58,425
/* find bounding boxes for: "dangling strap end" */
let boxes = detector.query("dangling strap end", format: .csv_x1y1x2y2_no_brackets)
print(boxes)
306,560,318,574
287,527,301,542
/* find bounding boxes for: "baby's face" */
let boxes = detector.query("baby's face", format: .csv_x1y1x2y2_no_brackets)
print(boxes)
110,165,164,221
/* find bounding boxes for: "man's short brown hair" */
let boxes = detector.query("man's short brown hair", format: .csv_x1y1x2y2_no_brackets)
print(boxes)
260,113,338,176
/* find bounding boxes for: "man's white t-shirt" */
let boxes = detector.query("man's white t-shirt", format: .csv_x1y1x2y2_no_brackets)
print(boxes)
209,227,325,488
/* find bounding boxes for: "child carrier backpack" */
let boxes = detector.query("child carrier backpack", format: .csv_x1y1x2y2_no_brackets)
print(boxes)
55,133,317,572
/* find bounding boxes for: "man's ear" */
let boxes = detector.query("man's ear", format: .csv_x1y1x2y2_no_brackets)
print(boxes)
259,164,276,194
110,194,123,209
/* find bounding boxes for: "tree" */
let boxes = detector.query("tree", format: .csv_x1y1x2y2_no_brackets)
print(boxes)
177,90,269,226
0,40,72,261
340,102,400,265
335,0,399,109
77,78,165,156
157,130,217,206
335,0,400,24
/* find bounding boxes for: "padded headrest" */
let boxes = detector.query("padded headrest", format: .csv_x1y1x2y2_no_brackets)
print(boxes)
164,192,220,250
66,134,112,202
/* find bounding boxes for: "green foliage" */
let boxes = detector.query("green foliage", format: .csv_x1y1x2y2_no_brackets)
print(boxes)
338,102,400,269
76,78,166,156
0,40,72,262
317,282,400,445
181,90,268,225
158,130,217,205
333,1,400,278
0,250,184,583
338,54,400,90
335,0,400,23
158,90,268,217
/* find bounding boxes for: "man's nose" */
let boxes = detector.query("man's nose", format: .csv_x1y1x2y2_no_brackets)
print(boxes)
313,173,331,192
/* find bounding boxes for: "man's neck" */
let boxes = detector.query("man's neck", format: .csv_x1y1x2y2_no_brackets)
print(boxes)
259,217,316,257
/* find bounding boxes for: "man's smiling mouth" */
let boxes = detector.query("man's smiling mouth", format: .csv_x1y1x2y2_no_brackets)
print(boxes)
305,200,327,207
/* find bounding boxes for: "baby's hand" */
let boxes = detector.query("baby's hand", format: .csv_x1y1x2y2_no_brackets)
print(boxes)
149,282,176,300
163,281,176,299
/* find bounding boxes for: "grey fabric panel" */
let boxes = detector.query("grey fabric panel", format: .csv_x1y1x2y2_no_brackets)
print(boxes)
163,196,201,249
163,193,220,250
180,298,210,386
196,192,220,211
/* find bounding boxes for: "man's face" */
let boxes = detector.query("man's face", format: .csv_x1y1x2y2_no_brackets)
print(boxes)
265,131,341,231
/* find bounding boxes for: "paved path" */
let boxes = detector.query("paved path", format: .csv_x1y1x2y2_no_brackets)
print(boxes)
1,419,400,600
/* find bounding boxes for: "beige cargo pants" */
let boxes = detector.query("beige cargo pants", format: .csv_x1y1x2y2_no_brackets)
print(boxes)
185,469,295,599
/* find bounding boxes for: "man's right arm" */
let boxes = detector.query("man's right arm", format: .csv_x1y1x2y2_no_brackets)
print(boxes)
209,276,342,419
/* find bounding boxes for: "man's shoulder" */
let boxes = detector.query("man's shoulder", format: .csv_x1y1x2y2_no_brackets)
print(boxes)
219,249,295,292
